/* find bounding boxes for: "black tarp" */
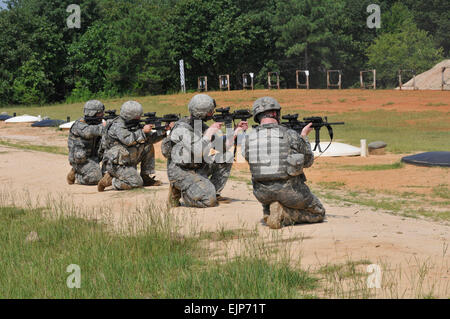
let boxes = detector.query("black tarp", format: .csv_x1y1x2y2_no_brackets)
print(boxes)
401,152,450,167
0,114,12,121
31,119,66,127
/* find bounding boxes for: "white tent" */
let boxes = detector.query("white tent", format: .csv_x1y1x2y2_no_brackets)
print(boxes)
5,115,41,123
311,142,361,157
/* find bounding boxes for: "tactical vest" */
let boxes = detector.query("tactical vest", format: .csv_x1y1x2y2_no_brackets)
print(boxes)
247,125,290,182
68,118,100,161
168,117,210,170
100,117,145,166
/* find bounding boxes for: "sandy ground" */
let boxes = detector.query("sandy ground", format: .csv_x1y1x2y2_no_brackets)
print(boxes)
0,121,449,297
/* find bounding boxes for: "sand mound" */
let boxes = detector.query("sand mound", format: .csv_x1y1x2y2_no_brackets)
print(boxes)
396,60,450,90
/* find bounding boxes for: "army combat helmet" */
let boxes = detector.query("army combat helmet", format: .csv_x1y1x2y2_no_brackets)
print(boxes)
84,100,105,117
120,101,143,121
188,94,216,120
252,96,281,123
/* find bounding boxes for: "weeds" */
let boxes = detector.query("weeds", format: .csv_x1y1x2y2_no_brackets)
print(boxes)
338,162,404,171
0,194,317,298
0,140,67,155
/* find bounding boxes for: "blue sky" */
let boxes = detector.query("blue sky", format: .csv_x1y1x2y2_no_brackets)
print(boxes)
0,1,7,10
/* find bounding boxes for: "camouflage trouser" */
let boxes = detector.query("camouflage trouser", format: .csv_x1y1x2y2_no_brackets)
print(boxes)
252,175,325,224
106,144,155,190
72,158,103,185
167,161,232,208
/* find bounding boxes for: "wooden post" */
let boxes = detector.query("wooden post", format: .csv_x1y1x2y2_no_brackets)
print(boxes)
198,76,208,92
219,74,230,91
360,139,368,157
360,69,376,89
242,73,254,90
360,71,364,89
327,71,330,88
268,72,280,89
327,70,342,89
296,70,310,89
398,71,402,91
373,69,376,90
338,72,342,89
443,67,445,91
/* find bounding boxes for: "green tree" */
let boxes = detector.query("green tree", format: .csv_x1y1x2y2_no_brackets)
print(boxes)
367,25,444,87
273,0,357,88
168,0,276,90
404,0,450,56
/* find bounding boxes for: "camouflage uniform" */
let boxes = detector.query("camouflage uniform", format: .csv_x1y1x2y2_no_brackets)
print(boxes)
242,97,325,227
162,94,233,208
67,100,104,185
163,117,232,208
101,102,166,190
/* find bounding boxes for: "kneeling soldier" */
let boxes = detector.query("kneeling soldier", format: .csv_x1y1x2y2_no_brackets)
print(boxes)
242,97,325,229
67,100,105,185
98,101,168,191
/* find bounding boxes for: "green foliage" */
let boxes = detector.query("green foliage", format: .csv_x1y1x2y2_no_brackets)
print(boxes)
0,204,318,298
0,0,448,106
380,2,415,34
367,25,444,87
404,0,450,56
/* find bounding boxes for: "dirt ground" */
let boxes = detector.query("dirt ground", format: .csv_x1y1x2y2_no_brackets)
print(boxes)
0,121,448,298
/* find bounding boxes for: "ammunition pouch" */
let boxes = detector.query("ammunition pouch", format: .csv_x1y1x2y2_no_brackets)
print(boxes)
286,153,304,176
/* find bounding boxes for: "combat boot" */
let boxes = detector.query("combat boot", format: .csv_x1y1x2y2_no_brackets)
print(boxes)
216,194,232,204
266,202,288,229
67,168,75,185
97,172,113,192
168,183,181,207
142,174,163,186
262,204,271,224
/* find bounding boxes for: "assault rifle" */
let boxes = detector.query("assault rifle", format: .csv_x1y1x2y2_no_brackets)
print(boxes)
85,109,117,124
103,109,117,121
212,107,252,159
212,107,252,128
281,114,344,153
134,112,179,130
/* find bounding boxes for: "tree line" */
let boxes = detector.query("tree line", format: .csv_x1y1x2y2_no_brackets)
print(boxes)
0,0,447,106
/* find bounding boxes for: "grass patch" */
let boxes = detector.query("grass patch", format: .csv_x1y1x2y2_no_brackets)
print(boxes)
432,184,450,199
339,162,404,171
0,139,67,155
0,204,318,298
317,181,346,189
318,260,372,279
425,102,448,107
315,186,450,222
198,228,256,242
382,102,394,106
338,99,347,103
3,94,449,154
171,258,318,298
228,175,251,184
335,109,450,153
